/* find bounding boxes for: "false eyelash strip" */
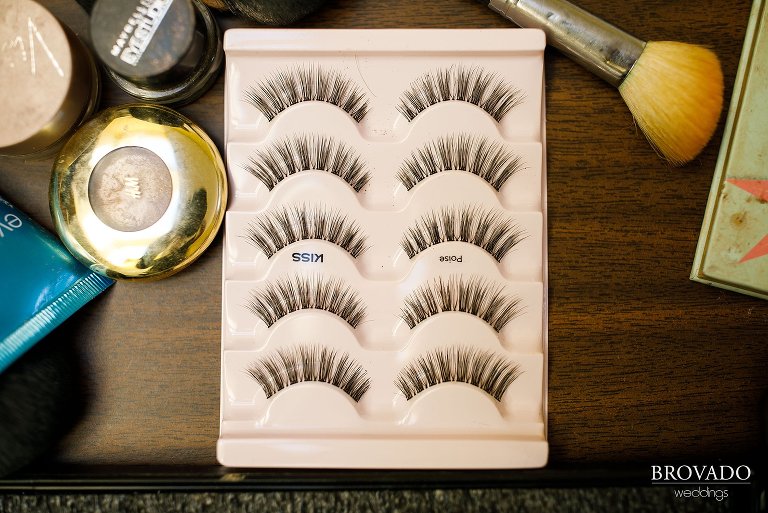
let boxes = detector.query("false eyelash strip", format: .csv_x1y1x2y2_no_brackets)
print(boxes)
246,344,371,402
395,346,522,401
397,134,525,191
401,275,523,331
244,66,370,122
245,275,367,328
243,134,371,192
243,205,369,258
397,66,524,122
400,205,527,261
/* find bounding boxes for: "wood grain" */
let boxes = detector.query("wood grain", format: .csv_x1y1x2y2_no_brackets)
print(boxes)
0,0,764,467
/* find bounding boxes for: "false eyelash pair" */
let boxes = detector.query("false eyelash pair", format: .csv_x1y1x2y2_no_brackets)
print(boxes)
242,204,526,261
246,344,521,403
244,65,524,123
243,133,525,193
245,274,523,332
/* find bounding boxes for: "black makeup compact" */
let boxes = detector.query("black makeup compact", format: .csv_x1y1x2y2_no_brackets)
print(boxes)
89,0,222,106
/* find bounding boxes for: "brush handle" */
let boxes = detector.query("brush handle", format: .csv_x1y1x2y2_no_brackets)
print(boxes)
482,0,645,87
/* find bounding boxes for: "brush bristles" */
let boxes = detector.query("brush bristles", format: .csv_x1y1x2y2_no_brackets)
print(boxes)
619,41,723,165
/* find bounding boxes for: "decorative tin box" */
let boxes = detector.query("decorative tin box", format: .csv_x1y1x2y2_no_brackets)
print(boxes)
692,0,768,299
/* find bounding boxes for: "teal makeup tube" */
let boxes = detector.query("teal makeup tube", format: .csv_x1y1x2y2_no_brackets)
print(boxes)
0,196,113,373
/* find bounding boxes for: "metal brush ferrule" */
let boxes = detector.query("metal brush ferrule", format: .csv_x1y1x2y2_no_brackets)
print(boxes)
488,0,645,87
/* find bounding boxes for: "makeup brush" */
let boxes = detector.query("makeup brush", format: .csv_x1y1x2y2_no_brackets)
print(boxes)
477,0,724,165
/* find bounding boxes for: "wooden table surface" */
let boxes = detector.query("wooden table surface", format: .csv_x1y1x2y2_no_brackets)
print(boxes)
0,0,764,471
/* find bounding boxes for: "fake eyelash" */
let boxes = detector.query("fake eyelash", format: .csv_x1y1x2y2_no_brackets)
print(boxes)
243,205,369,258
397,66,524,122
397,134,525,191
401,275,523,331
246,344,371,402
400,205,526,261
244,66,370,122
395,346,521,401
246,275,366,328
243,134,371,192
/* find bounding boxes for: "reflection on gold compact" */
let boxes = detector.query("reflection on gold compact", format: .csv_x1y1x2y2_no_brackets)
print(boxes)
50,104,227,280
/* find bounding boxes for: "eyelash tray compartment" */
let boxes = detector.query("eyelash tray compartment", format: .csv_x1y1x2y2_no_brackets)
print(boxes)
220,29,548,468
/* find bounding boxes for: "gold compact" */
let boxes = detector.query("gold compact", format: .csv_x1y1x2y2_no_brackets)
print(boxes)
50,104,227,280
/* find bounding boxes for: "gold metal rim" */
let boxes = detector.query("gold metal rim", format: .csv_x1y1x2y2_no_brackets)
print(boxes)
50,104,228,280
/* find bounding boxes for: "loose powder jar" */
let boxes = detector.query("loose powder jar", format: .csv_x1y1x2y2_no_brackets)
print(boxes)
0,0,100,158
